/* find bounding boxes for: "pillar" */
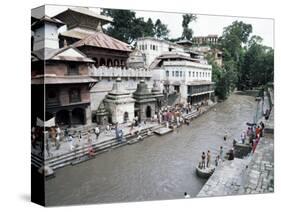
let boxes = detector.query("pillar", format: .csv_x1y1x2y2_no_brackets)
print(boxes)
68,110,72,127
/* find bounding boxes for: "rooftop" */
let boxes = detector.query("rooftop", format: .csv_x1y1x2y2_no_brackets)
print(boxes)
72,30,131,52
32,46,94,62
31,15,64,30
54,7,113,29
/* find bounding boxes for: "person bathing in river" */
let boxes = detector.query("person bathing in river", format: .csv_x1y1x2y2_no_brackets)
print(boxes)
201,152,206,169
206,150,211,168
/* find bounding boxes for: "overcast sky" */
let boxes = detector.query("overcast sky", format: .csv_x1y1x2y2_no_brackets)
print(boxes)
38,5,274,48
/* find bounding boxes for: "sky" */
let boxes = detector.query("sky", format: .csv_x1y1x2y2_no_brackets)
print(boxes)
34,5,274,48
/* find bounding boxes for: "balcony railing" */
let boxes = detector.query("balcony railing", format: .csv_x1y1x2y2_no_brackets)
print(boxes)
90,66,152,78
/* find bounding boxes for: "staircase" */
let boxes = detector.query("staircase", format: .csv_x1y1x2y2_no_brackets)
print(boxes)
31,125,161,170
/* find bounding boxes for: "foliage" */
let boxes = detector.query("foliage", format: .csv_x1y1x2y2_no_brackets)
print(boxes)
102,9,170,43
181,14,197,40
154,19,169,39
240,36,274,89
212,21,273,99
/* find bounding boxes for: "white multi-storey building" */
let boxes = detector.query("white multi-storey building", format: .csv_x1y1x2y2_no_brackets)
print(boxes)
151,51,214,105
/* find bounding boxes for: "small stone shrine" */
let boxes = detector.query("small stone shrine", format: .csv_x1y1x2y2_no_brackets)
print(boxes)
133,80,157,121
104,78,135,124
96,100,109,125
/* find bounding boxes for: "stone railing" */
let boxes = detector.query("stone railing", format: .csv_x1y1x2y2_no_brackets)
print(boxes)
90,66,152,78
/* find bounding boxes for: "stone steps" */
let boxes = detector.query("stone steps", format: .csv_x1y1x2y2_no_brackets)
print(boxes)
31,125,157,170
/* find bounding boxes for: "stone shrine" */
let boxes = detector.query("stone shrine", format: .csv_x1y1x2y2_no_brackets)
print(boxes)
133,80,157,121
104,78,135,124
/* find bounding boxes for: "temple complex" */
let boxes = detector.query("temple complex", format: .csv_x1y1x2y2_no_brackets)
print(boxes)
31,15,95,127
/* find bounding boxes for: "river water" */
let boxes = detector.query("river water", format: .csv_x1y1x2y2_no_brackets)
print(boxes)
45,93,257,206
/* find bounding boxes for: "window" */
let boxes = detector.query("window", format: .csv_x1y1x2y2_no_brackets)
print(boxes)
145,44,147,50
68,63,79,75
180,71,182,77
69,88,81,103
200,72,201,77
150,44,153,50
196,72,198,77
176,71,179,77
189,71,191,77
193,72,195,77
166,70,169,77
172,71,175,77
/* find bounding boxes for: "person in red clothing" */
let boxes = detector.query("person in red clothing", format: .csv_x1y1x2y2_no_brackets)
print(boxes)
252,134,260,153
255,126,261,138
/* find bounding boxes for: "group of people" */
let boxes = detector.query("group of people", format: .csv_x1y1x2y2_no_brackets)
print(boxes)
246,121,265,153
199,150,211,169
199,144,235,170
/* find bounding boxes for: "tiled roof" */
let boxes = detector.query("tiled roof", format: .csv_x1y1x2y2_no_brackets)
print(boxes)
31,15,64,30
72,30,131,52
32,46,94,62
54,7,113,24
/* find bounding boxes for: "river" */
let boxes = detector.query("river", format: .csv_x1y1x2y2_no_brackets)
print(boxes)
45,92,257,206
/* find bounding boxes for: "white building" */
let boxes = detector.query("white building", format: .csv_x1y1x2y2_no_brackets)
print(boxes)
136,37,184,67
151,51,214,105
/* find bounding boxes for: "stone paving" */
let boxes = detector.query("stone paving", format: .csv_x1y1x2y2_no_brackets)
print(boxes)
197,89,274,197
238,133,274,194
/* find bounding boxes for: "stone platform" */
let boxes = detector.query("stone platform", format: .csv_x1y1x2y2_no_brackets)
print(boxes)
154,127,173,135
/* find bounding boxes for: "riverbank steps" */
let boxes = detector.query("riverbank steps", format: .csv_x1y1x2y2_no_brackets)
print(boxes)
33,103,217,171
197,88,274,197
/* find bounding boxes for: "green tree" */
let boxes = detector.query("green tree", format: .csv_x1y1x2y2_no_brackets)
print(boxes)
219,21,253,92
102,9,162,43
154,19,169,39
181,14,197,40
241,35,274,89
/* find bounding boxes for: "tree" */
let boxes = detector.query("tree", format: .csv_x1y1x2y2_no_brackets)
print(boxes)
154,19,169,39
181,14,197,40
241,35,274,89
219,21,253,92
102,9,165,43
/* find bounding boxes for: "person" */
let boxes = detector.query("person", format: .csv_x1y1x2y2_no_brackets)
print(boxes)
55,132,60,150
87,131,92,144
94,126,100,140
223,133,227,141
241,130,246,144
184,192,190,198
206,150,211,168
260,121,265,137
252,135,260,153
255,126,261,138
201,152,206,169
219,146,223,160
88,145,95,158
105,125,111,135
227,148,234,160
68,135,74,151
78,131,82,143
215,155,220,166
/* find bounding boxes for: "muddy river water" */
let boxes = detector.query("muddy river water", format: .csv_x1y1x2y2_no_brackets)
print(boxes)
45,93,257,206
